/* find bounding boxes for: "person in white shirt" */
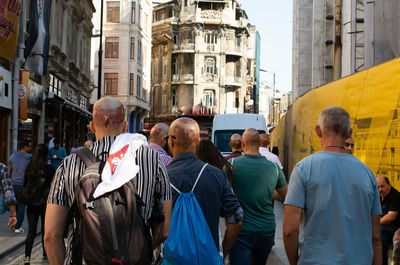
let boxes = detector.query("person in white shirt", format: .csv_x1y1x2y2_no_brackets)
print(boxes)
259,134,283,169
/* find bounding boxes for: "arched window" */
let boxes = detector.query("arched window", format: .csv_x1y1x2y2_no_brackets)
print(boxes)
204,57,216,74
203,90,215,106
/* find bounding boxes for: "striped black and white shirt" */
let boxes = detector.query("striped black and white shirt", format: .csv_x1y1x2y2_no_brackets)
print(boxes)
47,136,171,265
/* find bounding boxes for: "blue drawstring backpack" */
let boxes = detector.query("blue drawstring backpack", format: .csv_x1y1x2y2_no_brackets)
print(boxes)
162,163,223,265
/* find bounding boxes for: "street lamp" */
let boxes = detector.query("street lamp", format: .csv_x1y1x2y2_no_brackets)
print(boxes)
152,84,160,126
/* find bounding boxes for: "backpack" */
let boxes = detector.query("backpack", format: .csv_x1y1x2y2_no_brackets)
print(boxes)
162,163,224,265
74,148,152,265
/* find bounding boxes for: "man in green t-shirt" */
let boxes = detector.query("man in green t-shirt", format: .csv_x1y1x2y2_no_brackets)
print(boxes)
228,128,287,265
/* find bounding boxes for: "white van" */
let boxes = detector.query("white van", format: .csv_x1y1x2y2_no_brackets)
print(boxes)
211,114,267,156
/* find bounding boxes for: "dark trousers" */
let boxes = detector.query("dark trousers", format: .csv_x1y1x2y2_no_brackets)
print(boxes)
381,223,397,265
229,230,275,265
13,185,26,229
25,204,46,258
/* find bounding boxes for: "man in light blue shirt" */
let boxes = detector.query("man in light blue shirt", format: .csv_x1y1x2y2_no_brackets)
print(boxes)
283,106,382,265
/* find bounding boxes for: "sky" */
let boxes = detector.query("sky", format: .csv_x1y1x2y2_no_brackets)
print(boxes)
240,1,293,94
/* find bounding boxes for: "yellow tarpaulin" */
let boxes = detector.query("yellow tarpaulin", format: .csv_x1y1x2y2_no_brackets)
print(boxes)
271,58,400,189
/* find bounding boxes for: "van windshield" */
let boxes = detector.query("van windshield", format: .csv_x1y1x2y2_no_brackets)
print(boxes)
214,130,245,152
214,129,267,152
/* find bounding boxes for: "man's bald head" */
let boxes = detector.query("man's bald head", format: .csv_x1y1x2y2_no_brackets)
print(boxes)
169,118,200,150
230,134,242,151
242,128,260,147
92,97,126,136
259,134,271,148
149,123,169,147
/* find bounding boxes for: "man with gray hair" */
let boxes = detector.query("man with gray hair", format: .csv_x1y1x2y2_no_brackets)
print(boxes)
147,123,172,166
45,97,172,265
283,106,382,265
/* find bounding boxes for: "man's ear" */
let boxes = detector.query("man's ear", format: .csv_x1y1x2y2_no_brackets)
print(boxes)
89,121,96,134
122,121,128,133
315,125,322,138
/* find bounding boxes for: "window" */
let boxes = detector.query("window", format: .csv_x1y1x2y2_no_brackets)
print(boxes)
184,0,188,6
138,5,142,27
105,37,119,58
104,73,118,95
235,60,241,77
172,55,178,75
137,39,142,63
136,75,142,97
204,33,217,44
171,89,177,106
49,74,62,97
236,35,241,48
234,90,239,108
130,37,135,59
131,2,136,24
204,57,216,74
184,54,194,74
106,1,120,23
203,90,215,106
80,96,88,109
130,73,134,95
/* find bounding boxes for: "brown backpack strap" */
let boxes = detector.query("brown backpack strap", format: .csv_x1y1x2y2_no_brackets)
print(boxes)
75,148,97,167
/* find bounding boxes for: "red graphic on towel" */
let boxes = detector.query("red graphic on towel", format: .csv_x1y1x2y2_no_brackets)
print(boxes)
111,256,124,264
107,145,129,174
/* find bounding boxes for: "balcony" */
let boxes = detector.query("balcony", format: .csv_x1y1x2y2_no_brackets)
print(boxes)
225,46,242,57
201,10,222,20
171,74,194,84
171,43,195,53
204,73,218,82
225,76,242,87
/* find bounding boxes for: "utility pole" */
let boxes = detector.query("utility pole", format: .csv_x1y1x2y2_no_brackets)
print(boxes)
97,0,104,100
11,0,25,153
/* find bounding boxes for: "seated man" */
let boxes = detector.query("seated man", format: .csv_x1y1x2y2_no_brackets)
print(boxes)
377,176,400,265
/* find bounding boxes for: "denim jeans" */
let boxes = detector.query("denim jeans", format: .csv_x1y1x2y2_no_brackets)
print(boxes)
229,229,275,265
13,185,26,230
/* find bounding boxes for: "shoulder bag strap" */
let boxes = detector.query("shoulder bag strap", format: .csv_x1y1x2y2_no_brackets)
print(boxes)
75,148,97,167
191,163,208,192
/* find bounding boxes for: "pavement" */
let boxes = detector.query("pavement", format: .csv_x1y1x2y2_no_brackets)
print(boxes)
0,208,42,264
0,202,289,265
267,200,289,265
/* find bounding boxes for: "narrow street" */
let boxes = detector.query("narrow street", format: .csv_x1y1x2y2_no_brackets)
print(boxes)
0,202,289,265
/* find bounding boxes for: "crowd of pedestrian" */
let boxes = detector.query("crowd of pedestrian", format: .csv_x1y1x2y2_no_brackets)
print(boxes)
0,99,394,265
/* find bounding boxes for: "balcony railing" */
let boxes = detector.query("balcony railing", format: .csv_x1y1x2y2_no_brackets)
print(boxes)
201,10,222,20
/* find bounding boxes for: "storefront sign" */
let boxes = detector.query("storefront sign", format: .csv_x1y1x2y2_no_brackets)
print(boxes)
0,0,22,61
18,70,29,120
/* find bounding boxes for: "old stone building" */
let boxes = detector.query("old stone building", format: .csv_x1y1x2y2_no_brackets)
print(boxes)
150,0,256,133
91,0,153,132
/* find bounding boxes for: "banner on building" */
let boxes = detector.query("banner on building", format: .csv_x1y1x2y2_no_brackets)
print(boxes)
24,0,52,76
18,70,29,120
0,0,22,61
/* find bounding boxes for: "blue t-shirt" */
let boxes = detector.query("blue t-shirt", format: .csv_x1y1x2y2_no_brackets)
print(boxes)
284,151,382,265
167,153,243,249
8,151,32,187
48,147,67,169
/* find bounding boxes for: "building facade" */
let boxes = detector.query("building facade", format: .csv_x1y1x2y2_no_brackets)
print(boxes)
150,0,256,133
292,0,400,100
0,0,95,163
46,0,95,150
91,0,152,132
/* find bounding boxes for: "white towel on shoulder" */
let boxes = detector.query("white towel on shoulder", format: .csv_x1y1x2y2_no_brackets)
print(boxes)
93,133,148,198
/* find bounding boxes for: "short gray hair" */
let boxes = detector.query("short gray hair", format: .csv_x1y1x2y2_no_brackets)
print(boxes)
318,106,351,137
